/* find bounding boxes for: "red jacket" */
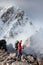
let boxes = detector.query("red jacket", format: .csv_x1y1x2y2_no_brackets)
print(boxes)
18,44,22,51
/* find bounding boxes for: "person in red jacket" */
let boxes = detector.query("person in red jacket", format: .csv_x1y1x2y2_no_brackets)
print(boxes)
17,40,23,60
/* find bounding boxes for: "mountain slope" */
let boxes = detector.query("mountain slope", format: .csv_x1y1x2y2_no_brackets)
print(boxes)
0,6,39,53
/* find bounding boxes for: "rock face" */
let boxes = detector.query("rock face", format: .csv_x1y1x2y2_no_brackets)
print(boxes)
38,59,43,65
0,50,9,62
1,7,14,23
37,54,43,65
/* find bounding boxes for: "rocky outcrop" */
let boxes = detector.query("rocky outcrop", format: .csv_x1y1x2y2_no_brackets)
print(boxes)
0,39,7,51
37,54,43,65
1,7,14,23
0,50,39,65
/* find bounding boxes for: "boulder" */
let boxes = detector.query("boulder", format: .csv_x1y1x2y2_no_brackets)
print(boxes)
23,54,36,63
0,39,7,51
9,53,16,58
38,59,43,65
38,54,43,65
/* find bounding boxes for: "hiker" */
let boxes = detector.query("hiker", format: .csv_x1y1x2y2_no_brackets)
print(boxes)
17,40,23,60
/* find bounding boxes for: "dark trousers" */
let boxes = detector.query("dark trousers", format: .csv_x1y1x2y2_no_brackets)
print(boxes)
18,50,22,60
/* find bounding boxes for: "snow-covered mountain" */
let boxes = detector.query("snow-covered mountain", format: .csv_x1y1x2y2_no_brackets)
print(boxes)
0,5,42,56
0,6,17,38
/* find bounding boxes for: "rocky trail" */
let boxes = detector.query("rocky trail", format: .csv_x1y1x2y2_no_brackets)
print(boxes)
0,50,40,65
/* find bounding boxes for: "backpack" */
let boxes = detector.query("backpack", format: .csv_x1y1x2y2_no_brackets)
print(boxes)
15,40,19,50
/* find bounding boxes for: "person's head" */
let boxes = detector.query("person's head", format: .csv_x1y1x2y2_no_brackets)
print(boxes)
19,40,22,43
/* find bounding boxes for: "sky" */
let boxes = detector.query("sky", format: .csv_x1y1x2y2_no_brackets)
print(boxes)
0,0,43,29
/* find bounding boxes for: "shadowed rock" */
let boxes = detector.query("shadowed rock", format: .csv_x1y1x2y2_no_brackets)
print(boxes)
0,39,7,51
